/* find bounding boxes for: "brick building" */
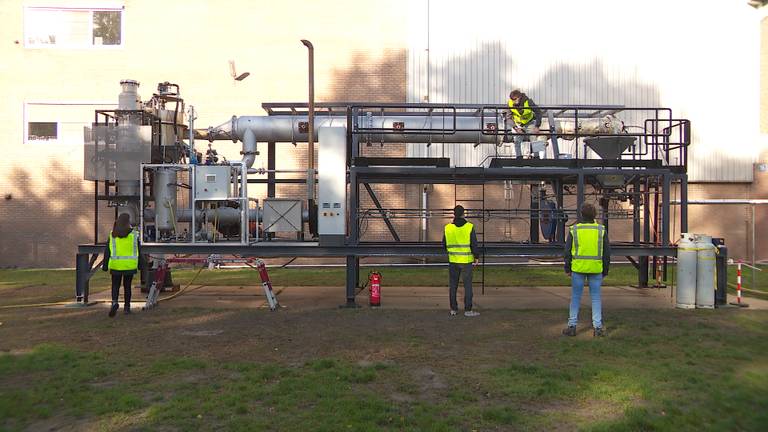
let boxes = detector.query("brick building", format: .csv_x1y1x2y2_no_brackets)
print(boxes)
0,0,766,267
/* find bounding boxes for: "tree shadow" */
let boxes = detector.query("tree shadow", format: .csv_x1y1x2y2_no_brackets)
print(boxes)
0,162,111,267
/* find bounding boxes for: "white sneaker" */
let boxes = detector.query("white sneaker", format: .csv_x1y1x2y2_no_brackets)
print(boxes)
450,310,458,316
464,310,480,317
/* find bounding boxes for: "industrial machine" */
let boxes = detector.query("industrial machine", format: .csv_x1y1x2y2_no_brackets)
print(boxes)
76,79,691,306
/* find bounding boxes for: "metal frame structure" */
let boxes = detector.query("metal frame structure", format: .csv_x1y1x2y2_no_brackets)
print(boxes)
76,102,691,307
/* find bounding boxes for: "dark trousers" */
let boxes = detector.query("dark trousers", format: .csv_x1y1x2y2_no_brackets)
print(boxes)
111,273,133,307
448,263,473,311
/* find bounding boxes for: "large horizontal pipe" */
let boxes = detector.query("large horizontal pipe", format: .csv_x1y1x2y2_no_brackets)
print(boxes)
144,207,310,224
197,114,624,145
144,207,256,225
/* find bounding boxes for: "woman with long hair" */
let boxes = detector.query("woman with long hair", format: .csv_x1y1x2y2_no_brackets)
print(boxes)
102,213,139,317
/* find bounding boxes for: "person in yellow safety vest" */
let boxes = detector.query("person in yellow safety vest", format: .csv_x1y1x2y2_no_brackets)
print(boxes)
506,89,544,159
102,213,139,317
442,205,480,317
562,203,611,337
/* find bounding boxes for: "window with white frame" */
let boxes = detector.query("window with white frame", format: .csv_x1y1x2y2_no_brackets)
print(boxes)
25,102,116,145
24,6,124,48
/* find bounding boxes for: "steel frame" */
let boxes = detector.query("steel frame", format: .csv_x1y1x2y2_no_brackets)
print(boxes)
76,102,690,307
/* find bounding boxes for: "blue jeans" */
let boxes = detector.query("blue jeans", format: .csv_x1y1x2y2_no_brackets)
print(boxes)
568,272,603,328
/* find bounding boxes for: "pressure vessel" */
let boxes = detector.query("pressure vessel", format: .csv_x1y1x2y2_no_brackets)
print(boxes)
695,234,716,309
675,233,697,309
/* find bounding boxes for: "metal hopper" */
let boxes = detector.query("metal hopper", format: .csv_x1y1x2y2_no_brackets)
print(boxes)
584,136,636,160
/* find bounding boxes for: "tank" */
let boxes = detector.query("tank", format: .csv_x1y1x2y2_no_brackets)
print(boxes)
153,168,177,232
695,234,716,309
675,233,697,309
116,79,142,223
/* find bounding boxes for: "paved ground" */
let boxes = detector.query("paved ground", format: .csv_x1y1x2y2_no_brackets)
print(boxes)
87,283,768,312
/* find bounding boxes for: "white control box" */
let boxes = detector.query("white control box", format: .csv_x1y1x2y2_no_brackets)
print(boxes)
194,165,231,200
318,127,347,244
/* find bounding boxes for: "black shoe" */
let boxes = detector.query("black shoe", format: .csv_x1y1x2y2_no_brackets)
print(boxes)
124,307,132,315
593,327,605,337
562,326,576,337
108,303,119,318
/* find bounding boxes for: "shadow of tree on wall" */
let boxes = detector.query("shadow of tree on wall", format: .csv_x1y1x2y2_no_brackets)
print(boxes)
0,162,110,268
318,42,757,257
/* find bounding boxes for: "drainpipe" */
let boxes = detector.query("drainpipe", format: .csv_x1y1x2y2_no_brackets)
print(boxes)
301,39,315,204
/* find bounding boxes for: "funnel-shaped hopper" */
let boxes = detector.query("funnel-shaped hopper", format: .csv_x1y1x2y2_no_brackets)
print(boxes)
584,136,636,159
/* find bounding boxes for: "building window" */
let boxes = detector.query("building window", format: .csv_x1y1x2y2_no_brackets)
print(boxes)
24,6,124,48
24,102,116,144
28,122,58,141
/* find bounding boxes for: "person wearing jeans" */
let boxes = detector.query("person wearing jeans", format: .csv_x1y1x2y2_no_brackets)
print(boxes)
443,205,480,317
563,203,610,337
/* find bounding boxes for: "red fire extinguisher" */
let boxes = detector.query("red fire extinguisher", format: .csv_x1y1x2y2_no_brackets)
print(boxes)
369,271,381,307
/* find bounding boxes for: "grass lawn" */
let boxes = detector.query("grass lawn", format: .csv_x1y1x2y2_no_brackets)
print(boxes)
2,263,766,307
0,307,766,431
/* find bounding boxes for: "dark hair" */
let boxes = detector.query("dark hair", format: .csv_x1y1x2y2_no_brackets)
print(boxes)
509,89,522,99
453,205,465,218
112,213,132,238
580,203,597,222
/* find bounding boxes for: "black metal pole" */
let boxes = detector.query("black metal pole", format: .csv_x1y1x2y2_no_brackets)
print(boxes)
267,142,276,198
555,178,565,243
75,253,89,303
345,255,359,307
530,184,540,244
640,178,650,287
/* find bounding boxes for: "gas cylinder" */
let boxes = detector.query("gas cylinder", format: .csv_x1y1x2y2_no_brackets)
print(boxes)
675,233,697,309
695,234,716,309
369,272,381,307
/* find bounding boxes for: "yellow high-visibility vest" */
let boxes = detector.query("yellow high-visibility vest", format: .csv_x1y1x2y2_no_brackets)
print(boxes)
108,231,139,271
570,223,605,274
445,222,474,264
508,98,534,125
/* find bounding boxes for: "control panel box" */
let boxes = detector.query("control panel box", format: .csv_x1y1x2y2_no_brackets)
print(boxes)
318,127,347,245
194,165,231,200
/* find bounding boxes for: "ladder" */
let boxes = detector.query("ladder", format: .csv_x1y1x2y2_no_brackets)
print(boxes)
454,183,486,295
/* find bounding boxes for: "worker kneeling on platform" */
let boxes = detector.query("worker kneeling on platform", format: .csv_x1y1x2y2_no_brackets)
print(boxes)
563,203,611,337
443,205,480,317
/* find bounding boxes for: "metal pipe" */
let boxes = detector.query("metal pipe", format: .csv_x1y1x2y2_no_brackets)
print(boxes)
421,185,428,242
247,168,313,174
671,199,768,204
301,39,315,202
204,113,631,146
242,128,257,168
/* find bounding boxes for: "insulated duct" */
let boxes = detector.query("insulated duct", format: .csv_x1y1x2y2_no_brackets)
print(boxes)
200,113,627,146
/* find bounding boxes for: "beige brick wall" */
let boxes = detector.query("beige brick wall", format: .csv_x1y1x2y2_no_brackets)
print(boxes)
0,0,409,267
1,0,766,267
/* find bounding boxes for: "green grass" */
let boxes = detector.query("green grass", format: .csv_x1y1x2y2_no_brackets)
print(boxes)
2,263,765,307
0,269,111,307
1,310,767,431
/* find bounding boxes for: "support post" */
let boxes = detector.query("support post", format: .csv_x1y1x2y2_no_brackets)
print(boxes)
576,173,585,219
555,178,565,243
680,174,688,234
715,242,728,306
639,178,651,287
662,173,671,246
344,255,359,307
267,142,276,198
530,184,540,244
348,169,359,244
547,111,561,158
633,177,641,246
75,253,90,303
